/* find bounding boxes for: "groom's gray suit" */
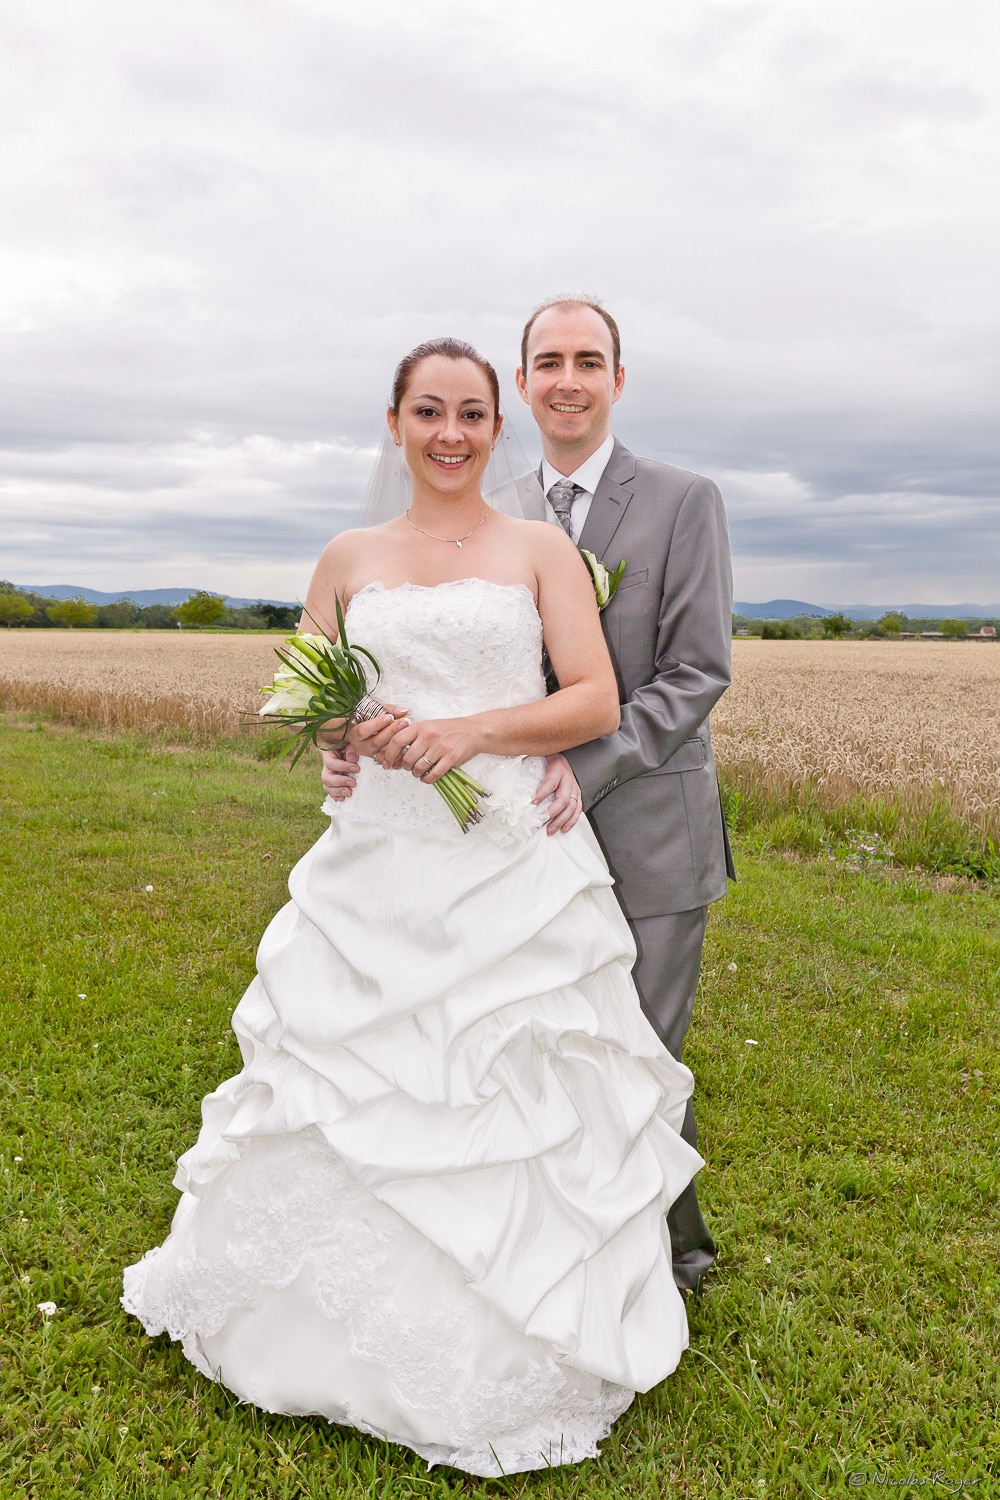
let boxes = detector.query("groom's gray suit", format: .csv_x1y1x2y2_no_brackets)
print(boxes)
561,438,734,1287
567,440,733,911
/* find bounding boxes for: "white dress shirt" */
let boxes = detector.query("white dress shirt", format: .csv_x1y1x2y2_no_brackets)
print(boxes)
541,434,616,545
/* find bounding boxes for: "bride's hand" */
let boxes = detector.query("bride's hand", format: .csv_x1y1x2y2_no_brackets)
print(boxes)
533,753,584,835
376,716,482,782
345,704,410,762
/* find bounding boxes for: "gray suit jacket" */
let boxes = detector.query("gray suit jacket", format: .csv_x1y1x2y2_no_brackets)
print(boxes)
563,439,734,919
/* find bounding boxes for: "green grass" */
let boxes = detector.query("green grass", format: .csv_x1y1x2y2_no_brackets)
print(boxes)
2,717,998,1498
719,774,1000,882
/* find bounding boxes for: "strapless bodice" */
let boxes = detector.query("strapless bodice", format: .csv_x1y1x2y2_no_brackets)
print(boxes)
329,580,548,839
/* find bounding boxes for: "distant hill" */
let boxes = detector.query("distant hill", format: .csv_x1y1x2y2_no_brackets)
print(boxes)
838,603,1000,621
733,599,832,619
12,584,999,622
734,599,1000,621
14,584,297,609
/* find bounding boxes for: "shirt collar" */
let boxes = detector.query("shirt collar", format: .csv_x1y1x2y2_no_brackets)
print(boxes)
542,434,615,499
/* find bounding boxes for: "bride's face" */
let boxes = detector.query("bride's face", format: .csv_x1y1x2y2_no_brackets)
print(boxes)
388,356,502,500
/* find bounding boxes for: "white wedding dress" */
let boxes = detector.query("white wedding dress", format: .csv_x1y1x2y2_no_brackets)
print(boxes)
122,579,703,1477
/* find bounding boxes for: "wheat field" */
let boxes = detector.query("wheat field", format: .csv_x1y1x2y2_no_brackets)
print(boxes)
2,631,999,836
716,638,1000,837
0,630,282,739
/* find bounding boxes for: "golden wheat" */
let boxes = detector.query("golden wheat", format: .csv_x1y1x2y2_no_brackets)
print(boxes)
715,639,1000,836
0,630,283,740
3,632,999,835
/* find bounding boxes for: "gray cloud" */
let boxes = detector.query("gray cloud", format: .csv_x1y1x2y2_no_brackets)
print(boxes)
0,0,997,603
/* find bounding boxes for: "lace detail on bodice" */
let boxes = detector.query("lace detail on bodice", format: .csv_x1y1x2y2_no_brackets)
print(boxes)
326,580,548,841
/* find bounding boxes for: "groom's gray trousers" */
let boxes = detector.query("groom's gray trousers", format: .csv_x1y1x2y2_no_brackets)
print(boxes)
628,907,714,1292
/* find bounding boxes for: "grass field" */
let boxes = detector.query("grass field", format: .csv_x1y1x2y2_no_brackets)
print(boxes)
2,716,998,1497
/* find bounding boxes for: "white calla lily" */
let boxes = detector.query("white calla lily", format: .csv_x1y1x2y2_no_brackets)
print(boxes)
580,550,627,610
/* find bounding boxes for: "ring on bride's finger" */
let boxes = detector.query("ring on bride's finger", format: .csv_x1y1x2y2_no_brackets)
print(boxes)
419,754,434,769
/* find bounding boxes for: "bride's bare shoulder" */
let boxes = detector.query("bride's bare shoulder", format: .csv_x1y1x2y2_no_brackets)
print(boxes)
314,520,400,572
504,516,580,561
304,524,404,633
489,514,560,546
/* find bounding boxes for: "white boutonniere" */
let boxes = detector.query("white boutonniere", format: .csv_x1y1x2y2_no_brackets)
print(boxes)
580,551,627,610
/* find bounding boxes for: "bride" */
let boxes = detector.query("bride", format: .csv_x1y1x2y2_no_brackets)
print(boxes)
122,337,704,1478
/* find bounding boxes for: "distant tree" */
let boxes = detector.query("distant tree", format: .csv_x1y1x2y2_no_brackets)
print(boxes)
760,620,801,639
940,618,968,639
96,599,140,628
1,584,54,626
173,592,226,630
223,606,269,630
0,591,33,627
12,590,58,626
138,603,179,629
47,597,98,629
788,613,826,637
257,603,299,631
906,618,940,634
821,613,852,639
879,612,906,636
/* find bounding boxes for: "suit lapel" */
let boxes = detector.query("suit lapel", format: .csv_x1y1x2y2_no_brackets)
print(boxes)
577,439,635,561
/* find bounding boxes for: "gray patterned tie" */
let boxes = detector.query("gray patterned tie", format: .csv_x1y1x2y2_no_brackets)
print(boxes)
547,478,583,537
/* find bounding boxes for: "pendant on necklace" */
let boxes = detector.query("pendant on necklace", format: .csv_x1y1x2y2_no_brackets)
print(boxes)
456,540,463,548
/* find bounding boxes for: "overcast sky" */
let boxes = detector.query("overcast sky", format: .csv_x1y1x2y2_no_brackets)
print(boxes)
1,0,997,606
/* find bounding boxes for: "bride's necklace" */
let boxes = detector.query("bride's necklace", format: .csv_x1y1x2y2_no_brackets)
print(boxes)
405,506,491,550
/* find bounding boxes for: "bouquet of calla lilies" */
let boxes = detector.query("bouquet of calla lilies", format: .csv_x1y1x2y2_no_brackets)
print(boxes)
581,551,626,609
260,599,492,832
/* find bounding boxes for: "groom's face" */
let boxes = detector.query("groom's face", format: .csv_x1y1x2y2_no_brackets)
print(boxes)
516,306,625,464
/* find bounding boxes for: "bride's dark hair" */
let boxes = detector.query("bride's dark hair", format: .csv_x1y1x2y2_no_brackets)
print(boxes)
390,338,500,418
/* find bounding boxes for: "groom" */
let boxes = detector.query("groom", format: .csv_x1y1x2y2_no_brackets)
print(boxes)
518,297,734,1292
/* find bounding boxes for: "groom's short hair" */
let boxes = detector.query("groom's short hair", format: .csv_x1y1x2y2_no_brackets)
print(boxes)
520,297,622,374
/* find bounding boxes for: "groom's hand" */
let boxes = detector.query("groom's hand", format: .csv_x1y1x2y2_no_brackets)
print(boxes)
535,753,584,835
320,744,359,801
